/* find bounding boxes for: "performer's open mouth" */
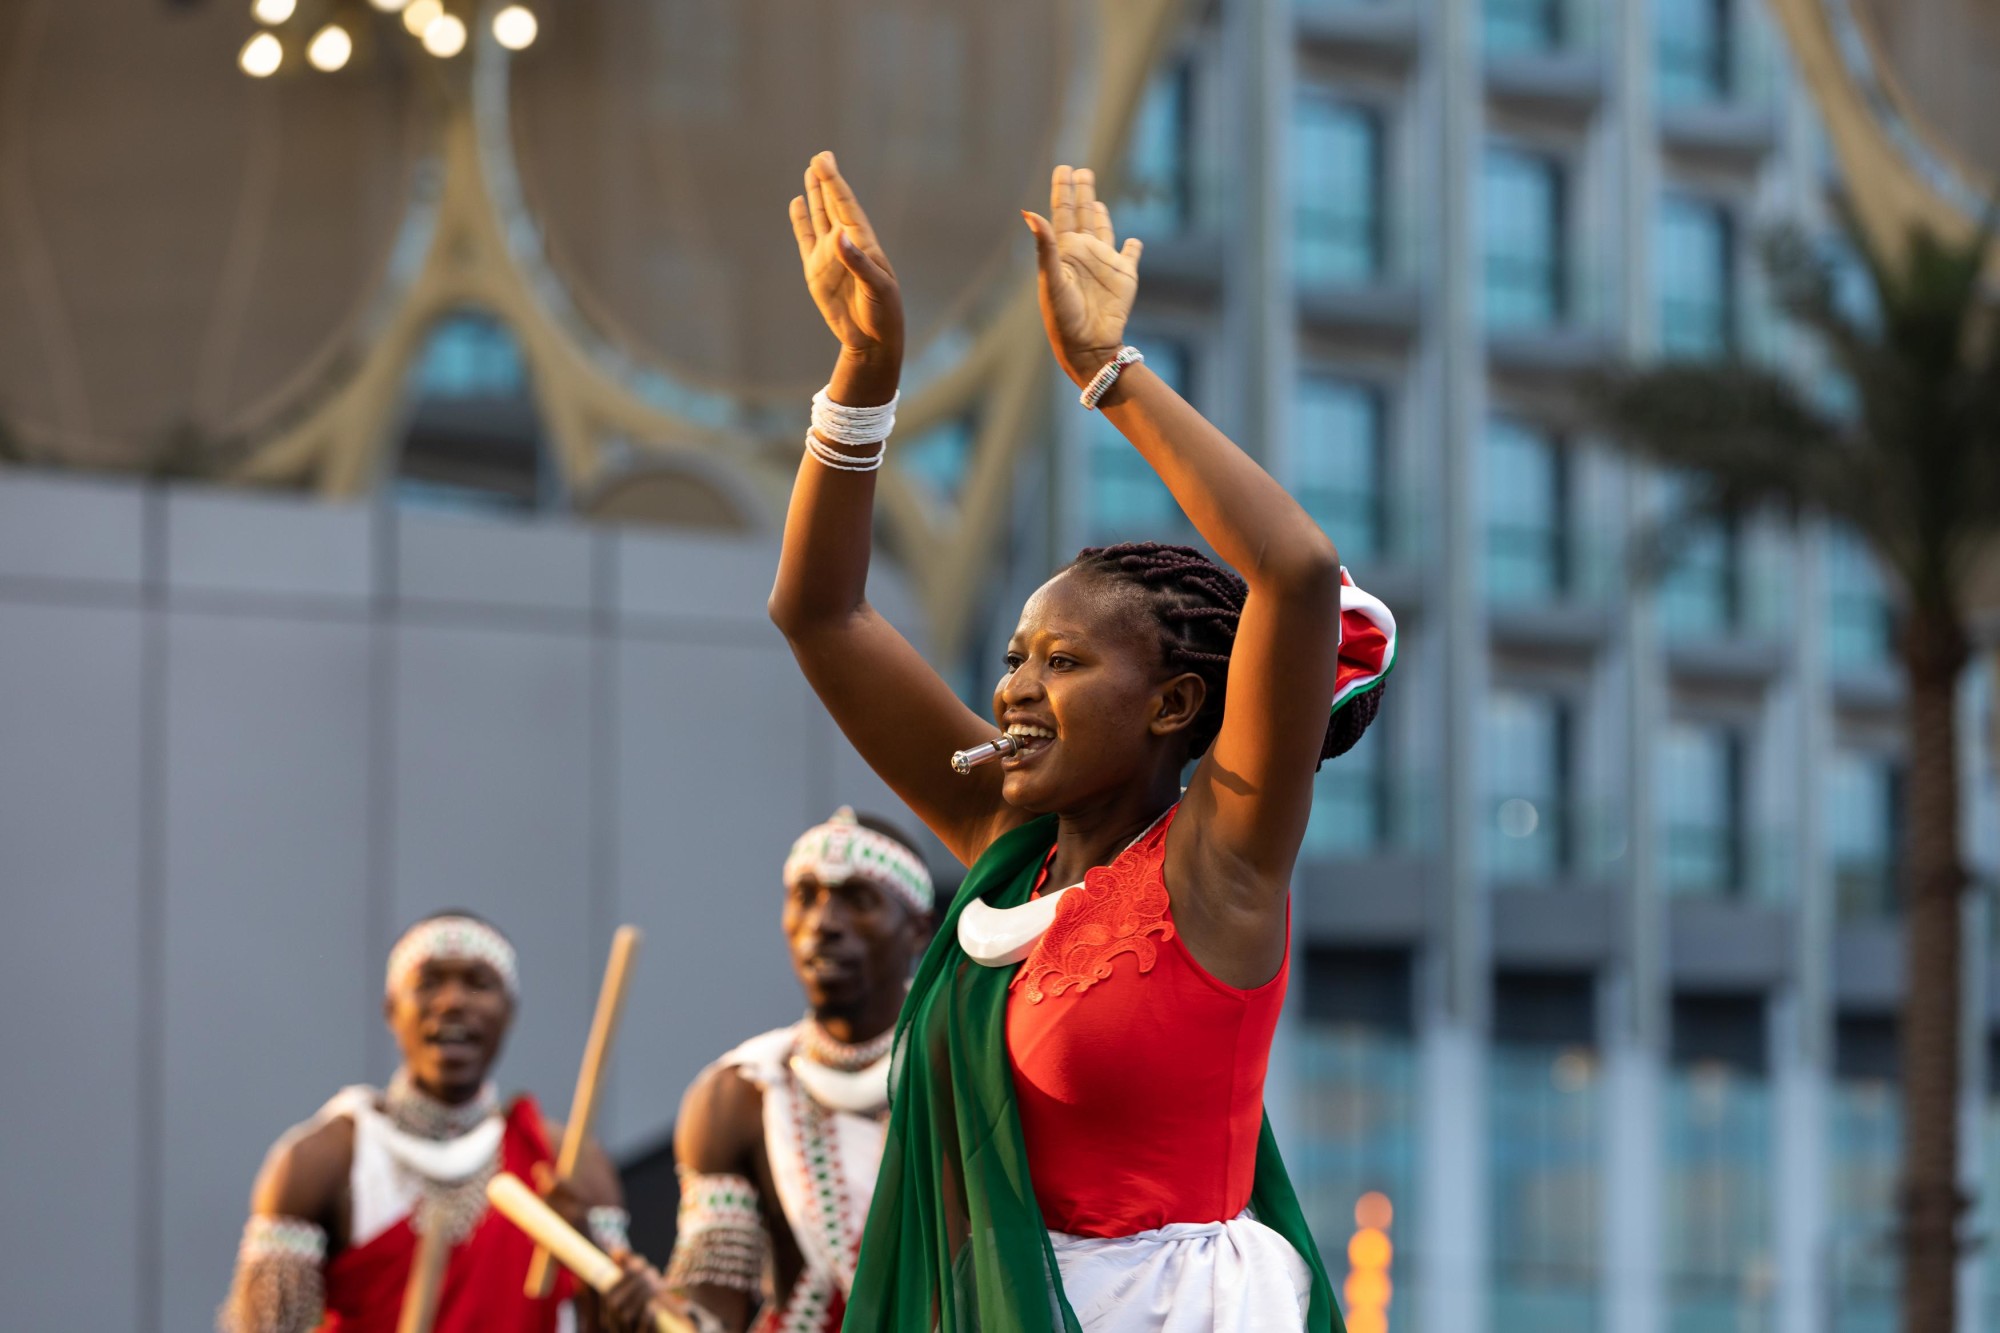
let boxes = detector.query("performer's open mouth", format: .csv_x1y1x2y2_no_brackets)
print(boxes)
426,1022,482,1060
1001,722,1054,766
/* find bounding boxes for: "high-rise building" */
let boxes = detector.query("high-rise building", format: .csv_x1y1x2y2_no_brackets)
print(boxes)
942,2,2000,1329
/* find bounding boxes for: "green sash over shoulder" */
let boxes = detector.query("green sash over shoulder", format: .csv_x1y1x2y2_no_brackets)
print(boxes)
843,815,1344,1332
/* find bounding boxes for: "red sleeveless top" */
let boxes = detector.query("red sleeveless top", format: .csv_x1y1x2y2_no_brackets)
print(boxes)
321,1096,577,1333
1005,806,1289,1238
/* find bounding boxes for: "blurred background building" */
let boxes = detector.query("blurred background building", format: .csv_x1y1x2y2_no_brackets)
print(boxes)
3,0,2000,1331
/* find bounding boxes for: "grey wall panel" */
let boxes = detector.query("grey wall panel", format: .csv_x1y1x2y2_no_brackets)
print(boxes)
606,639,816,1157
0,471,147,586
397,513,595,616
167,491,374,603
615,530,778,626
0,603,145,1328
390,624,597,1124
157,613,376,1332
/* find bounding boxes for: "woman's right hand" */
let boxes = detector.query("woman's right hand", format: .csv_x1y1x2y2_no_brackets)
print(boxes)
790,152,903,398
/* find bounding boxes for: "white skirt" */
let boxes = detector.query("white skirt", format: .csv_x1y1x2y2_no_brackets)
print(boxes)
1047,1209,1313,1333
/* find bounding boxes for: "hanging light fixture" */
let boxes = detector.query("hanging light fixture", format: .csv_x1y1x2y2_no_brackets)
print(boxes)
307,24,353,71
251,0,296,24
421,12,467,57
368,0,410,10
492,5,537,51
239,30,284,76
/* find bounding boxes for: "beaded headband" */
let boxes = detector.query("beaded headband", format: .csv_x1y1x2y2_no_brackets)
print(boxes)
784,808,934,915
386,916,520,999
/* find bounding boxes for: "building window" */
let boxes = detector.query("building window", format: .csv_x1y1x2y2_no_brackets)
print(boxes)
1086,339,1193,543
1306,714,1389,859
1119,63,1194,238
1665,995,1776,1330
1656,194,1737,358
1294,374,1386,563
1828,750,1902,921
1301,950,1421,1333
1831,1017,1899,1328
1827,527,1894,674
1658,721,1748,898
1485,0,1565,54
1656,0,1733,105
1295,92,1384,286
1657,480,1744,639
898,415,976,504
396,312,547,514
1485,418,1569,603
1484,689,1572,883
1490,974,1603,1331
1482,146,1567,330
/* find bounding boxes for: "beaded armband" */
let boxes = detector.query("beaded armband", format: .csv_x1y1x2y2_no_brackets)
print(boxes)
587,1205,632,1256
666,1171,768,1294
216,1216,327,1333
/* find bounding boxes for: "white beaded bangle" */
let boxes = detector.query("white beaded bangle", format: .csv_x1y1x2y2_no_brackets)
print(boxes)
1079,346,1145,410
804,430,886,474
811,387,898,446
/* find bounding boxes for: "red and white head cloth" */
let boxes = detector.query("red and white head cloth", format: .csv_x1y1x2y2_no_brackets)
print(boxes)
386,915,519,1000
1334,566,1396,716
785,808,934,916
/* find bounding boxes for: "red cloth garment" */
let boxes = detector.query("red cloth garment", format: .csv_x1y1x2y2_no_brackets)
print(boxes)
1005,805,1289,1238
321,1096,577,1333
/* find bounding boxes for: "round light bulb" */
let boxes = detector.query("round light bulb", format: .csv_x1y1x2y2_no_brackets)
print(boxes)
402,0,441,36
240,31,284,77
368,0,409,9
422,13,467,57
307,24,352,71
252,0,296,24
492,5,537,50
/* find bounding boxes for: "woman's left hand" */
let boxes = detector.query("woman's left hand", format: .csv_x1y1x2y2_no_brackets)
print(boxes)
790,151,904,382
1022,165,1144,388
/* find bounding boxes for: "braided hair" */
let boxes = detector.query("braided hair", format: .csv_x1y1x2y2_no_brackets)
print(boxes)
1069,541,1382,766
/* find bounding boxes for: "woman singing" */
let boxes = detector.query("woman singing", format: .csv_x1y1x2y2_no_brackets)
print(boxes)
768,151,1394,1332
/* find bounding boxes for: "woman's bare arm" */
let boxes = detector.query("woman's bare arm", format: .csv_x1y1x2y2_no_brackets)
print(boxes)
1025,167,1340,914
769,154,1018,865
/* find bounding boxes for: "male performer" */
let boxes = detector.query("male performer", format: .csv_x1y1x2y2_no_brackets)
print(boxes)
612,809,933,1333
219,911,632,1333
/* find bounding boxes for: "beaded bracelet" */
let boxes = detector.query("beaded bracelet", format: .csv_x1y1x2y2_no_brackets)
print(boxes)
811,387,898,446
1079,346,1145,410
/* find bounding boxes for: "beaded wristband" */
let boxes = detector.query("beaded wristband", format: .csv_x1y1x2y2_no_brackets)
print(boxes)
811,387,898,446
1079,345,1145,410
804,430,886,474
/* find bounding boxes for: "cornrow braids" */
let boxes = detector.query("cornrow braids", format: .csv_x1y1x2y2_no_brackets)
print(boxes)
1070,541,1383,767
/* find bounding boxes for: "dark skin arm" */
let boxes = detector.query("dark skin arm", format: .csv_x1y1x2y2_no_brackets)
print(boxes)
1024,166,1341,988
769,152,1024,867
247,1115,355,1246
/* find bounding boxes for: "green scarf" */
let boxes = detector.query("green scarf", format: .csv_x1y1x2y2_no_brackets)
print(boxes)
844,815,1344,1332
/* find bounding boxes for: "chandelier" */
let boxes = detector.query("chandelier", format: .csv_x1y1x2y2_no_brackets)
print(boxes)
237,0,536,77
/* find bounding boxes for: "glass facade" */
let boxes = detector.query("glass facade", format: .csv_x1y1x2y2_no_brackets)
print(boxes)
1657,484,1742,638
1656,194,1736,358
1485,0,1565,55
1829,1078,1899,1333
1295,373,1386,564
1295,92,1384,286
1118,63,1193,239
396,312,546,513
1826,526,1894,673
1664,1051,1775,1331
1490,1042,1603,1330
897,416,976,504
1485,418,1567,603
1656,0,1732,105
1658,721,1745,897
1086,339,1194,544
1828,749,1901,920
1305,716,1389,859
1482,146,1567,330
1484,690,1571,883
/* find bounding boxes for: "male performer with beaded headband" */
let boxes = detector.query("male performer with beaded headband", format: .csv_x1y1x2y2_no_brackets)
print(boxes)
219,911,637,1333
605,809,933,1333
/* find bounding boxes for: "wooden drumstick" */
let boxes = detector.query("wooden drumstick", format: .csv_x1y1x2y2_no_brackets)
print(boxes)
489,1174,692,1333
395,1206,451,1333
525,924,643,1297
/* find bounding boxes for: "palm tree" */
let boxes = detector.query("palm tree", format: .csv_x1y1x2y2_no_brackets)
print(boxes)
1592,215,2000,1332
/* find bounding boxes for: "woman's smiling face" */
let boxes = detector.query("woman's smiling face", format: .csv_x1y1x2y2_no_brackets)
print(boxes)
991,567,1204,813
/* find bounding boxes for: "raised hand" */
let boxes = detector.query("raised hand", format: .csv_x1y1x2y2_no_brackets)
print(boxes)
1022,165,1144,387
790,152,904,378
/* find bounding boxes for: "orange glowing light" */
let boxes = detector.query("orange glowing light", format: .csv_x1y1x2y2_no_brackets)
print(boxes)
1347,1311,1388,1333
1344,1269,1393,1307
1355,1190,1394,1230
1348,1227,1392,1269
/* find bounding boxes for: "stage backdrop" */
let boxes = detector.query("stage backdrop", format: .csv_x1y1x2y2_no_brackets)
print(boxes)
0,469,932,1331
